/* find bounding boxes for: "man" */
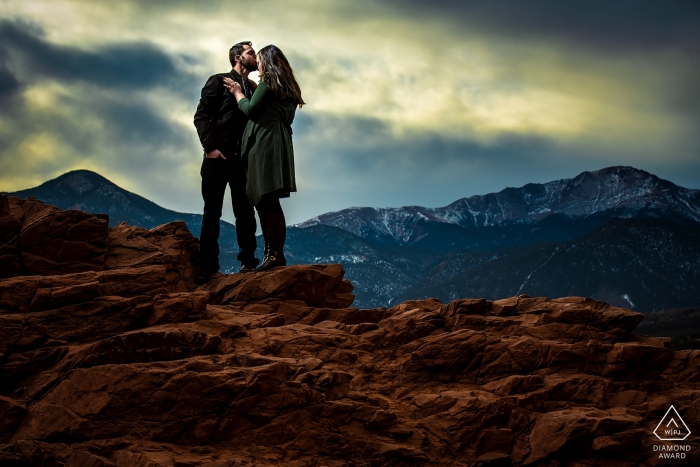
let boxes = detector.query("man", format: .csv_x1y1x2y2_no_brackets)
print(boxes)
193,41,259,284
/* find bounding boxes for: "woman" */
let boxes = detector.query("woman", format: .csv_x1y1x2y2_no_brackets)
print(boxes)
224,45,304,271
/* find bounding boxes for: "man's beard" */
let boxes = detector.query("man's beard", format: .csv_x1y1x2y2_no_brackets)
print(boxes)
243,61,258,72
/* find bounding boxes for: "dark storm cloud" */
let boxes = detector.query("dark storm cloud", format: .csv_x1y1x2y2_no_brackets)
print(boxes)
0,85,190,166
294,112,700,212
304,115,556,175
0,19,198,93
0,61,20,101
97,98,185,146
296,112,560,185
0,18,200,193
0,17,200,137
59,92,189,158
292,111,392,145
380,0,700,53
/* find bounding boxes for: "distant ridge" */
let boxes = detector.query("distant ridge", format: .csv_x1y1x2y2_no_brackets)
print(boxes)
5,169,244,272
7,170,207,234
298,166,700,249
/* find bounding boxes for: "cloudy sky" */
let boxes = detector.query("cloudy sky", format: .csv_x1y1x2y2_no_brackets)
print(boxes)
1,0,699,225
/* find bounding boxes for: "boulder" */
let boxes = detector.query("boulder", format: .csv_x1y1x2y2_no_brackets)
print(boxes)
207,263,355,308
105,221,200,292
0,196,200,291
11,196,110,275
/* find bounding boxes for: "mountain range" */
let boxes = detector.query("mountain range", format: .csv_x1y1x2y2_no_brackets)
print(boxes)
6,166,700,311
298,166,700,252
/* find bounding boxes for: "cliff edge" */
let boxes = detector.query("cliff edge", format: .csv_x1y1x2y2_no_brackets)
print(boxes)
1,194,698,466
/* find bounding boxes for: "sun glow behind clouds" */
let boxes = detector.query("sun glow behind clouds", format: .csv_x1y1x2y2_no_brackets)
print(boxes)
0,0,698,223
3,0,686,144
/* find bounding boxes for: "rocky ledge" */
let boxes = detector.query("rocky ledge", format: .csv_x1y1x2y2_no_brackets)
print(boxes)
1,194,699,467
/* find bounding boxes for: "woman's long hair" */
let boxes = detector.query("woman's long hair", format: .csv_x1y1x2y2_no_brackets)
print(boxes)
257,45,305,108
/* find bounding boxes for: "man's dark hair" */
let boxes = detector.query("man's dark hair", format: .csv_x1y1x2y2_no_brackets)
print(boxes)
229,41,252,68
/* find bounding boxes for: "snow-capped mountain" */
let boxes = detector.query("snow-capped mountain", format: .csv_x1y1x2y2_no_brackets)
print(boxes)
297,166,700,247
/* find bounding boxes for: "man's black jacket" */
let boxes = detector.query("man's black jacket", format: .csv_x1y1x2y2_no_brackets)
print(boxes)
193,69,255,156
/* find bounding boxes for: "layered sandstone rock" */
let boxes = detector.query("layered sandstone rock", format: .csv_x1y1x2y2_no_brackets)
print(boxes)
1,194,699,466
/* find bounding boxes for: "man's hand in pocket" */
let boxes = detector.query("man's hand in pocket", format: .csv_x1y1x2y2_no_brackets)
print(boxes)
206,149,226,160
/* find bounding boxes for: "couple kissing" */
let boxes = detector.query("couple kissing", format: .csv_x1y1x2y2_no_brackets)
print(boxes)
193,41,304,285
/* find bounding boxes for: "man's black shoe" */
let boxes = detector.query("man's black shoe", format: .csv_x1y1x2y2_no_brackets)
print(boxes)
194,269,216,285
238,257,260,273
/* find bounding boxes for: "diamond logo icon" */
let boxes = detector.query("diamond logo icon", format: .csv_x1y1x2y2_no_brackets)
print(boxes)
654,405,691,441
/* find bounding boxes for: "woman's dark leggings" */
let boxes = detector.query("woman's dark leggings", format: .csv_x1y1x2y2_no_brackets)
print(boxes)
255,193,284,216
255,193,286,258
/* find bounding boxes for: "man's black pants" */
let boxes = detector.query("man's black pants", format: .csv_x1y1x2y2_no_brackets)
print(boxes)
199,153,257,272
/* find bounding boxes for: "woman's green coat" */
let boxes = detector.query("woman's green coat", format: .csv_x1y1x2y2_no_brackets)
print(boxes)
238,80,297,207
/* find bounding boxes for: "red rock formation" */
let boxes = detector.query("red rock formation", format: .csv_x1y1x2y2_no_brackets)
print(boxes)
1,194,699,466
